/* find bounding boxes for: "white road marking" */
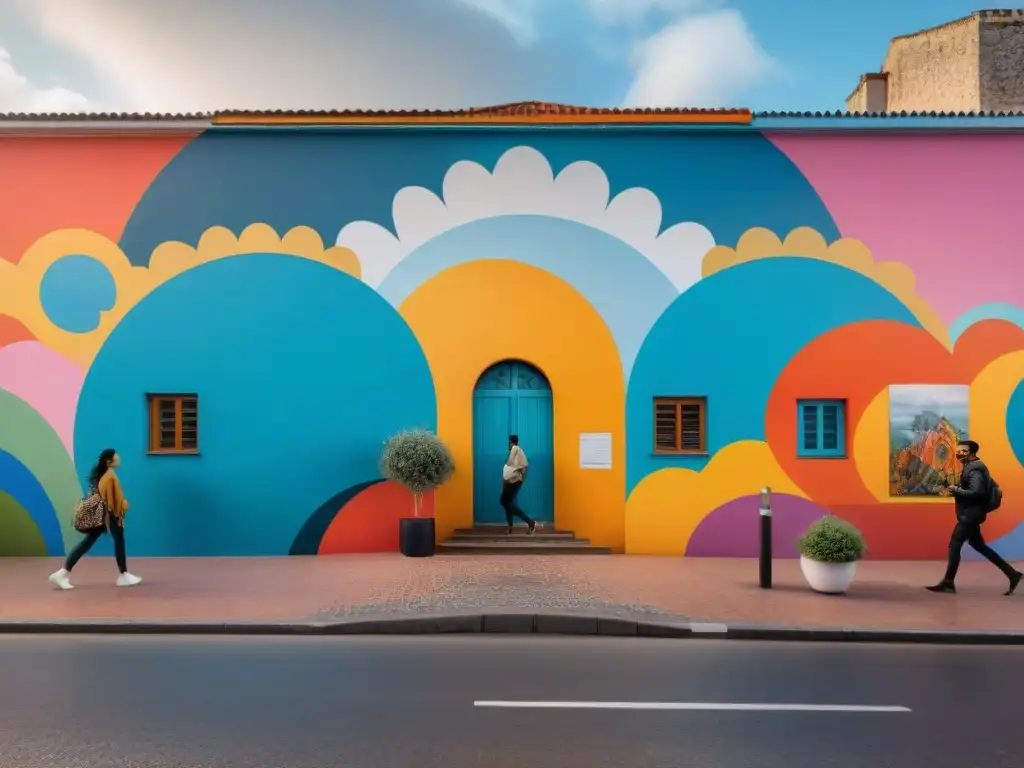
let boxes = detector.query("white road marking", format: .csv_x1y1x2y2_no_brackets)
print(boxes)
689,622,728,634
474,701,911,713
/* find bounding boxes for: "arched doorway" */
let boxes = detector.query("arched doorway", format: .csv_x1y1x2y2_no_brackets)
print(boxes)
472,360,554,525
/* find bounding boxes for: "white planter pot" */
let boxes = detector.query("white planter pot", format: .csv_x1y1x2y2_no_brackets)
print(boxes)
799,555,857,595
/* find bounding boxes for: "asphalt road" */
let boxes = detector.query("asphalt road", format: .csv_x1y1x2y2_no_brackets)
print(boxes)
0,635,1021,768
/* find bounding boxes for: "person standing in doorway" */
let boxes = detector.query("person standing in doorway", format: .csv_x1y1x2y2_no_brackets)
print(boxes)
49,449,143,590
927,440,1022,595
501,434,536,535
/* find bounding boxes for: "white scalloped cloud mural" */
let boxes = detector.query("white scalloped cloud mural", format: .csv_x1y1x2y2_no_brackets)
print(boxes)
336,146,716,290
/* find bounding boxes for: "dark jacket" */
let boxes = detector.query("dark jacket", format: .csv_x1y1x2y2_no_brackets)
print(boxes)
951,459,991,524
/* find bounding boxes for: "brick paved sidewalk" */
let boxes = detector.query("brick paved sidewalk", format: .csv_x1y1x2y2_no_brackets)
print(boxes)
1,555,1022,632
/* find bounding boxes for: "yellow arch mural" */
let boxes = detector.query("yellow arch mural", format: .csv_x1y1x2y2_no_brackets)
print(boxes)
625,440,807,555
400,260,625,549
853,355,1024,511
0,224,360,370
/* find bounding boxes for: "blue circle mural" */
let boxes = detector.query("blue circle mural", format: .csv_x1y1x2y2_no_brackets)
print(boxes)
74,254,436,556
1006,379,1024,467
40,255,117,333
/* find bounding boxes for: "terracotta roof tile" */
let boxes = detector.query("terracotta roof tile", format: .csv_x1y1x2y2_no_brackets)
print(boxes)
216,101,751,118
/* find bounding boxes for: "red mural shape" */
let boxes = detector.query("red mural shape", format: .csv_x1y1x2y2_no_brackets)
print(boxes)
0,135,199,263
318,482,435,555
0,315,34,349
952,319,1024,381
767,319,1024,558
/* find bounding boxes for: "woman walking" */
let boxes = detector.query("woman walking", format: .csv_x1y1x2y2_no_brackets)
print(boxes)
49,449,142,590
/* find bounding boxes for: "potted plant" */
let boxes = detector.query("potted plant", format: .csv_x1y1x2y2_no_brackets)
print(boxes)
796,515,867,594
380,429,455,558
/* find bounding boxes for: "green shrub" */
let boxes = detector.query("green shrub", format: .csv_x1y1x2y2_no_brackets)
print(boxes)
380,429,455,516
796,516,866,563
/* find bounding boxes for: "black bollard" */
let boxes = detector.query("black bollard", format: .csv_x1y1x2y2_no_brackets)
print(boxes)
759,486,772,589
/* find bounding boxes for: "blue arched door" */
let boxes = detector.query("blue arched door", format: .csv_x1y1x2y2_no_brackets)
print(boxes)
473,360,554,525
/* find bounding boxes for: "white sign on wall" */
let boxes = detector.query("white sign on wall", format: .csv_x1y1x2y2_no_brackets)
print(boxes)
579,433,613,470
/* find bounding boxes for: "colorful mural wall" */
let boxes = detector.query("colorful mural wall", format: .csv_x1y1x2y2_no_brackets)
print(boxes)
3,118,1024,560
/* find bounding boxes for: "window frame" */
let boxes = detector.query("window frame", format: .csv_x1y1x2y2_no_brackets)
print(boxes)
652,396,707,455
796,398,846,459
147,393,200,455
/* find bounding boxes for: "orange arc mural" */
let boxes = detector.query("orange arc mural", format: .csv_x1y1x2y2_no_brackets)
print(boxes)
767,319,1024,558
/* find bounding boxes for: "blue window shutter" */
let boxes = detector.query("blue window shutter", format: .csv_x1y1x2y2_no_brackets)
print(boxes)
801,404,819,451
797,400,846,458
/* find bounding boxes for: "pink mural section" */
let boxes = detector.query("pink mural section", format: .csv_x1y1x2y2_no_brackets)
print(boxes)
0,341,83,457
767,133,1024,324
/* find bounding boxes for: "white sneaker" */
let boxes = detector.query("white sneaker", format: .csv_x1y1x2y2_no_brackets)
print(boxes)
49,568,73,590
116,572,142,587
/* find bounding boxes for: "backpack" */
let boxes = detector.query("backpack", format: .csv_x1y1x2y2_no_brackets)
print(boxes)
987,476,1003,513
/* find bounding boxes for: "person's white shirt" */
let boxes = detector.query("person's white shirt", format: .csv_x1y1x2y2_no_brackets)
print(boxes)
503,445,528,483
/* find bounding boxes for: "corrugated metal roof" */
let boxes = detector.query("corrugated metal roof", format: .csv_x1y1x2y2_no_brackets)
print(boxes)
0,111,212,121
755,110,1024,117
1,103,1024,129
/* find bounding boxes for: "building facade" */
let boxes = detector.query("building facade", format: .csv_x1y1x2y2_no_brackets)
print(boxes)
847,9,1024,113
2,105,1024,560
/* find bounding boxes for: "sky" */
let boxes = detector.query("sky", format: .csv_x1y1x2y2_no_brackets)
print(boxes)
0,0,996,114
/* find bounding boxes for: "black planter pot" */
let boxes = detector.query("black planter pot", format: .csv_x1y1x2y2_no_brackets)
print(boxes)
399,517,436,558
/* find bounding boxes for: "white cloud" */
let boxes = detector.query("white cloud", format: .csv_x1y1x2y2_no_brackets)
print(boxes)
0,47,88,112
15,0,574,113
456,0,541,44
624,9,780,107
585,0,712,24
337,145,715,290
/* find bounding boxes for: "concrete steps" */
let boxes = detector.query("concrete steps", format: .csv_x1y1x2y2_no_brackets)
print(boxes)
437,526,612,555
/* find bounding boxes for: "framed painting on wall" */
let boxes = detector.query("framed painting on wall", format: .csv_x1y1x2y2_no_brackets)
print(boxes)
888,384,969,497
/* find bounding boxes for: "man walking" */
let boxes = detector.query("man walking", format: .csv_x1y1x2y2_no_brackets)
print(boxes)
500,434,536,535
927,440,1022,595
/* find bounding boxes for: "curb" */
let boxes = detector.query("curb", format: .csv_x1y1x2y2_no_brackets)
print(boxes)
1,614,1022,644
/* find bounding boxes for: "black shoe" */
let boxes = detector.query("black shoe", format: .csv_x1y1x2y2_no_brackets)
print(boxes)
926,582,956,594
506,526,513,536
528,521,536,535
1006,571,1022,596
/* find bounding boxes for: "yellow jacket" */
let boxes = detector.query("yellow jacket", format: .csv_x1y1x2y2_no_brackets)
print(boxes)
98,470,130,520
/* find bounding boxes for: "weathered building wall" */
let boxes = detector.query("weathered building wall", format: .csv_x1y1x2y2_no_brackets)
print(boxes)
979,11,1024,111
882,16,980,112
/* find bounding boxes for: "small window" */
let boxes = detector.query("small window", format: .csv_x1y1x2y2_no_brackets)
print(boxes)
653,397,706,454
797,399,846,458
147,394,199,454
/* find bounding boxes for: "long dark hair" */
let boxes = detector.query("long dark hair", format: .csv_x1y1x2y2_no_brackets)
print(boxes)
88,448,117,488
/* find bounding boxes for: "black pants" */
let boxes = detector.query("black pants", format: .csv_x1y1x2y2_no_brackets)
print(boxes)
943,519,1015,582
500,481,534,527
64,512,127,574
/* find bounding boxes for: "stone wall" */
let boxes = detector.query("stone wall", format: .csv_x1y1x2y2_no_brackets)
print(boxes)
882,16,980,112
845,75,888,113
979,11,1024,111
846,81,867,112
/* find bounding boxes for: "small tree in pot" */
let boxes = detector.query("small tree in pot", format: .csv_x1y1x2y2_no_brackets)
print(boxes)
796,515,866,594
380,429,455,557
